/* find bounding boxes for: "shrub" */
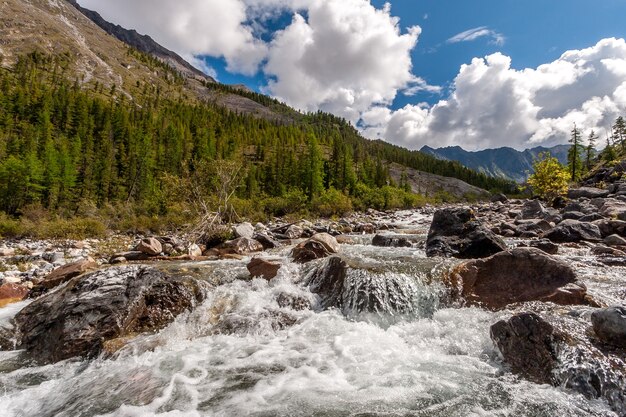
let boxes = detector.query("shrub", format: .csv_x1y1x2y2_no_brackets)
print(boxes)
312,188,353,217
527,152,571,200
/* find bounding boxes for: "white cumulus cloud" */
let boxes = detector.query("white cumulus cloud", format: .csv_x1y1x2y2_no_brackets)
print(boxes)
263,0,424,123
78,0,267,75
363,38,626,151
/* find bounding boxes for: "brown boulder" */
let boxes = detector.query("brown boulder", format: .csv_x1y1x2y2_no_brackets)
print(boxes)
135,237,163,256
450,247,588,309
247,258,281,280
291,233,340,264
0,283,29,307
36,260,98,291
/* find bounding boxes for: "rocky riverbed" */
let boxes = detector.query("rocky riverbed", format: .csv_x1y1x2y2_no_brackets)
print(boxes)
1,186,625,416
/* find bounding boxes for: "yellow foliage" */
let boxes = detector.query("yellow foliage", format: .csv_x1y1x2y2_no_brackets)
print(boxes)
527,152,571,200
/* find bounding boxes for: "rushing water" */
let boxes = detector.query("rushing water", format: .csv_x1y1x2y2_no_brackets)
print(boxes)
0,211,623,416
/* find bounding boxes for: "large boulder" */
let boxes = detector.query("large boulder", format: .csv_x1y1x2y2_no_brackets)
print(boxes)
426,208,506,259
450,248,588,309
292,233,340,264
543,219,602,242
490,313,560,384
13,266,205,364
32,259,98,293
492,310,626,415
591,306,626,347
568,187,610,199
306,256,348,309
135,237,163,256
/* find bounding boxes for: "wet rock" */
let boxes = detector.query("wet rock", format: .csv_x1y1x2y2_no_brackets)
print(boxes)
450,248,588,309
493,308,626,415
354,223,376,234
544,219,602,242
519,200,549,220
216,237,263,255
568,187,610,199
276,293,311,310
306,256,348,309
591,306,626,347
0,283,30,307
490,312,560,384
515,219,552,234
232,222,255,239
13,266,205,364
292,233,340,264
247,258,281,280
604,234,626,247
527,239,559,255
212,311,297,335
32,259,98,293
426,207,506,259
253,233,280,250
135,237,162,256
372,234,412,248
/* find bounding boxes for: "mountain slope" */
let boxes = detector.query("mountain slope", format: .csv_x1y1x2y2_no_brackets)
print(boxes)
420,145,570,182
0,0,516,218
66,0,214,82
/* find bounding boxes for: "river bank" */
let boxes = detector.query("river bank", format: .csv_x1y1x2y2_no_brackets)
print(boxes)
1,188,625,416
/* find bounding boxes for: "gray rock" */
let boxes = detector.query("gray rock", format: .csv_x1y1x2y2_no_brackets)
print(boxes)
527,239,559,255
591,306,626,347
491,313,559,384
13,266,206,364
544,219,602,242
372,234,412,248
187,244,202,257
604,234,626,246
519,200,548,220
426,207,507,259
593,219,626,238
284,225,304,239
568,187,610,199
232,222,255,239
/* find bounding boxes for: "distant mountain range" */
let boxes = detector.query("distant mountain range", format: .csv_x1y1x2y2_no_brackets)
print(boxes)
420,145,571,182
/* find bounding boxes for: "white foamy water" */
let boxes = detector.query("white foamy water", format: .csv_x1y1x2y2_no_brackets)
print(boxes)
0,213,621,416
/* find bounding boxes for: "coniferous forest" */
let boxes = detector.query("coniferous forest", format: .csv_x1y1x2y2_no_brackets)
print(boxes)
0,52,514,225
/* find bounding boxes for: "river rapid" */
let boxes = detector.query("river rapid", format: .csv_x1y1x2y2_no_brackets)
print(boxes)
0,210,623,417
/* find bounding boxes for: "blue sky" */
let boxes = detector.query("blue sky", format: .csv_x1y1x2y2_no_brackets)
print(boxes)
80,0,626,151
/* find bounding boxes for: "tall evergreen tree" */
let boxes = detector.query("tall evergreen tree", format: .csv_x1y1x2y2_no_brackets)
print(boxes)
585,130,597,171
567,124,583,182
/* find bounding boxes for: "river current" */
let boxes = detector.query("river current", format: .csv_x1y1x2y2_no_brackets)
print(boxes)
0,210,623,416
